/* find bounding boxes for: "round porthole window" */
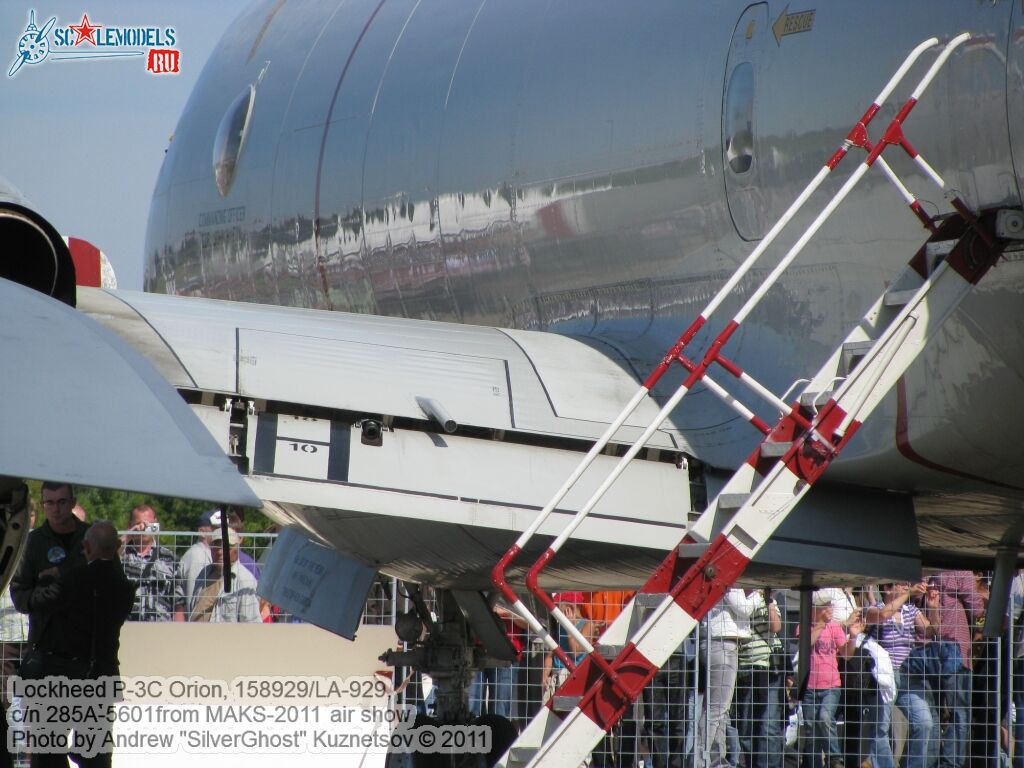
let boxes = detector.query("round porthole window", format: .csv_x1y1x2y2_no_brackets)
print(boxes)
212,85,255,197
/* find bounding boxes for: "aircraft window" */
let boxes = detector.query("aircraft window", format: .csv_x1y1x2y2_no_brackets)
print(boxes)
213,85,255,197
724,63,754,175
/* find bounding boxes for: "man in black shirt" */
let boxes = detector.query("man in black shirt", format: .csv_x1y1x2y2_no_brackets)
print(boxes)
10,481,88,655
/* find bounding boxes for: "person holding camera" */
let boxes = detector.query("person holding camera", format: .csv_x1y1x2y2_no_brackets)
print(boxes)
122,504,183,622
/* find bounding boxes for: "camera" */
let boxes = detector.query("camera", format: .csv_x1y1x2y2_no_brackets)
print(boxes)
144,523,160,533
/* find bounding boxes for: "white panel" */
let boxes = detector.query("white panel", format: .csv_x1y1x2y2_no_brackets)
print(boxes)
238,329,513,428
91,289,687,448
501,328,666,429
348,429,687,528
270,415,333,480
273,439,331,480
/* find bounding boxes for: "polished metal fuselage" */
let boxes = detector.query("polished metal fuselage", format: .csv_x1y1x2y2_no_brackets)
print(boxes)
145,0,1024,501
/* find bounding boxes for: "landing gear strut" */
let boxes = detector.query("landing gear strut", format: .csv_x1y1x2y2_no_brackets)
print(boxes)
381,587,518,767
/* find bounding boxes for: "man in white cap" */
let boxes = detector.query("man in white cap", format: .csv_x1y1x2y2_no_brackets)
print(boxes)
175,508,258,619
187,528,260,623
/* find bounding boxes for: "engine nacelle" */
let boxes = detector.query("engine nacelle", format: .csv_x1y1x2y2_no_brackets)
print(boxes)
0,178,76,306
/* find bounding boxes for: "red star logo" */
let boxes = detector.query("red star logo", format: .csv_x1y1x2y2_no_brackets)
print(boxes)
68,13,102,46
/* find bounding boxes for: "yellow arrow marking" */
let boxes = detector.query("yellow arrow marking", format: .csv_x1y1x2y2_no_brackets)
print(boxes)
772,5,816,46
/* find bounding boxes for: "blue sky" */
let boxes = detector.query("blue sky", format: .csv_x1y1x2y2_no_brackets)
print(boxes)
0,1,251,289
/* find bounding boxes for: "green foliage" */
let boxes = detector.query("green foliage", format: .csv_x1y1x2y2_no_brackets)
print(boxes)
25,480,272,533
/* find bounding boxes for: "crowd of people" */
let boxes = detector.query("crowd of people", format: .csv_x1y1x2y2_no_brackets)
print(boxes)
464,578,1024,768
2,480,1023,767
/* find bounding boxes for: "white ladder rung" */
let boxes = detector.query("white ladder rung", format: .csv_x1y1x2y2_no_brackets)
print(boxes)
799,389,833,408
508,747,539,767
884,288,917,307
716,492,750,510
759,441,793,458
552,695,583,712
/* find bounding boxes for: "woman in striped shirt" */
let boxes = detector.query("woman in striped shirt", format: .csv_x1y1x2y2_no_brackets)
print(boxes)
863,581,935,768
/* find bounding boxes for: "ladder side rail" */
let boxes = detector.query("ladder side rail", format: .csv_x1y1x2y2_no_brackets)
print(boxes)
501,35,980,768
527,460,818,768
713,352,796,418
491,34,939,615
874,154,939,232
491,387,650,670
690,367,773,434
522,379,696,679
526,243,999,767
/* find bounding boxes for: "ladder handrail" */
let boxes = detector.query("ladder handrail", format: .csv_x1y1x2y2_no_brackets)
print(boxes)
518,206,1007,768
489,35,945,667
501,34,968,670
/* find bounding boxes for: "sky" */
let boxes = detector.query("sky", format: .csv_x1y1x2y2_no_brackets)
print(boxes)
0,0,252,289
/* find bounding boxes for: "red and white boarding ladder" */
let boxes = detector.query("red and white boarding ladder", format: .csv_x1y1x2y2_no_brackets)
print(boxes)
491,33,1016,768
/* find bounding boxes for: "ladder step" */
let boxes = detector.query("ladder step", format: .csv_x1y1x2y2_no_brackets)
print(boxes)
508,746,539,767
759,441,792,458
552,695,583,712
635,591,669,608
717,492,750,511
884,288,917,307
841,340,875,373
842,340,875,356
799,389,833,408
676,542,709,559
596,643,623,658
925,239,957,259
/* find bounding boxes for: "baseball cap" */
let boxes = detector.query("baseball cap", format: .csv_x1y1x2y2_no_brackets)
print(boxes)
198,509,224,528
554,591,586,606
812,591,834,608
198,508,243,529
208,529,240,547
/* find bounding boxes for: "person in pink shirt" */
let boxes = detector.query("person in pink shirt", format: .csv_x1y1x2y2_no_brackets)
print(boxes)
801,591,854,768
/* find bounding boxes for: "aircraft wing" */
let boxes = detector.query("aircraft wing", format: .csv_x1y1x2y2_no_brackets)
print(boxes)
0,278,259,508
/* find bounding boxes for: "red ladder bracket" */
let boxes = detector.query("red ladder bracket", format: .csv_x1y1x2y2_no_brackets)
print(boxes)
944,210,1004,283
908,209,1003,282
745,404,804,476
669,535,752,619
576,644,660,731
783,400,860,485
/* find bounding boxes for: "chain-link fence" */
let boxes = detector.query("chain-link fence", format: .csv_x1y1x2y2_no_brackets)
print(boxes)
460,581,1021,767
1,534,1020,765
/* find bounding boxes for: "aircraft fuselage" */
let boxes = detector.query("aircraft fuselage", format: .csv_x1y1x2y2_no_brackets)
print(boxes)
145,0,1024,497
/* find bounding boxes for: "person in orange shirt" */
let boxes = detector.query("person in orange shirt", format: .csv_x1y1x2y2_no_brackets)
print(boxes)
582,591,635,632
